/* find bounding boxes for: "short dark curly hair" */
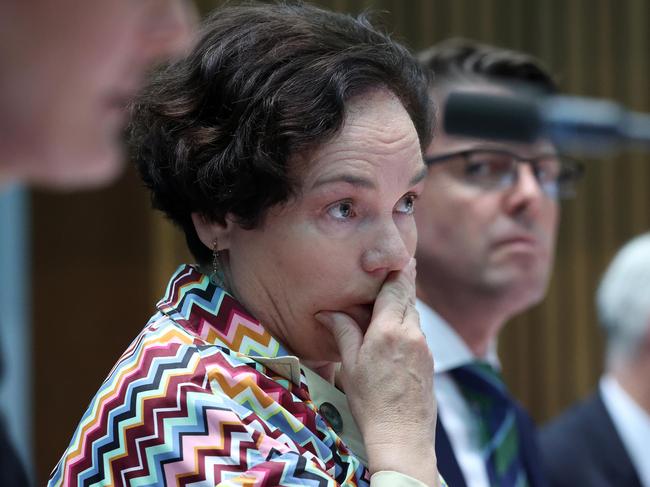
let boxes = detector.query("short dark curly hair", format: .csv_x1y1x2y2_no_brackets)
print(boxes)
418,38,558,95
130,1,433,265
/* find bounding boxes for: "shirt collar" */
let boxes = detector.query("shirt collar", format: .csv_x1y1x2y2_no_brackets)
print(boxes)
415,298,500,373
157,264,303,385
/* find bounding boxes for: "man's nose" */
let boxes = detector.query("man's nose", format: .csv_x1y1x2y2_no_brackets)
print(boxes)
503,163,548,215
141,0,198,61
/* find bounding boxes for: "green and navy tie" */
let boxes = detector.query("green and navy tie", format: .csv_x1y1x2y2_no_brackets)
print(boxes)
450,361,529,487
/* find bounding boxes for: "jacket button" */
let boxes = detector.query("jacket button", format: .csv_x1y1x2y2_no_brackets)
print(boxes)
319,402,343,433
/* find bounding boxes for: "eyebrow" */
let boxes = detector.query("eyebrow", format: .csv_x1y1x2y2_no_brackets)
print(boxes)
410,167,428,186
312,166,428,190
470,141,559,156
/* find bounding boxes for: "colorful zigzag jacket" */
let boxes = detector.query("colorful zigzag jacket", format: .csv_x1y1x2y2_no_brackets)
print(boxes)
49,264,443,487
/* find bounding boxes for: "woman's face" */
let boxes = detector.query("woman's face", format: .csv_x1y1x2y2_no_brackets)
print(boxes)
221,89,426,362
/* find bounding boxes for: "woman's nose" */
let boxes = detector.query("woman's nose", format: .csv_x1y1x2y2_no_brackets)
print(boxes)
361,220,412,275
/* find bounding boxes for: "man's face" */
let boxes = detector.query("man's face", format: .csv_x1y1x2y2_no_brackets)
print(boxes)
415,86,559,314
0,0,196,188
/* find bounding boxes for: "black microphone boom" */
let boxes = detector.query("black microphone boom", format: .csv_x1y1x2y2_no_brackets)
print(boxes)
443,91,650,155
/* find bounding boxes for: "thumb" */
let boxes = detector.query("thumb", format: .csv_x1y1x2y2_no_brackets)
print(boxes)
315,311,363,364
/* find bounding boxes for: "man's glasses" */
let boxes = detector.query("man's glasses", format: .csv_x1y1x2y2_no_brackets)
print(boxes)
424,148,584,199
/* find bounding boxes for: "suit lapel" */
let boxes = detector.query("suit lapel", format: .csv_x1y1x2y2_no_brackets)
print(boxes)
591,392,643,487
514,403,548,487
435,417,467,487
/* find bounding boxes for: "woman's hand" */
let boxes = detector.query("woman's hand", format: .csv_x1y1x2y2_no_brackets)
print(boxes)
315,258,439,486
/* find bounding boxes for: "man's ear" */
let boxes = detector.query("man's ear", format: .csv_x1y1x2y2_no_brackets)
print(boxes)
191,212,233,251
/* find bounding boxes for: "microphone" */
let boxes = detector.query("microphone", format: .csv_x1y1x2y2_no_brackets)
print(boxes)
444,91,650,155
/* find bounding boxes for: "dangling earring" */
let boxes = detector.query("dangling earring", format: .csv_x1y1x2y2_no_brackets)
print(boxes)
211,239,225,288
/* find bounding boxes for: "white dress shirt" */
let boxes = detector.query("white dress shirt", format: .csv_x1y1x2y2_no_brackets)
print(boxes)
600,374,650,487
416,299,500,487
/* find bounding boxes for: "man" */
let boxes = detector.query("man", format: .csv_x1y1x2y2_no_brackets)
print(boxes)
540,233,650,487
0,0,195,188
415,39,583,487
0,1,195,483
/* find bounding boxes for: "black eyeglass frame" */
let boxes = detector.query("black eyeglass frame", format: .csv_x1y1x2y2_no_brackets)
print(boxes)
423,148,585,199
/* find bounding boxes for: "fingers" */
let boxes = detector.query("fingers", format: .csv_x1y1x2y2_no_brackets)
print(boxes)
402,299,421,331
315,311,363,366
370,258,417,328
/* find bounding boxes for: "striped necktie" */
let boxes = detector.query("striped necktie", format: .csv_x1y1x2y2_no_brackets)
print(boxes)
450,361,529,487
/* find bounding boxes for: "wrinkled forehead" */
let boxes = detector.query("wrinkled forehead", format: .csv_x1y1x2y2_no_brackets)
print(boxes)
292,89,422,180
428,82,557,157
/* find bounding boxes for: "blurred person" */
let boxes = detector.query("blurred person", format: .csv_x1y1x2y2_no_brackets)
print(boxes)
415,39,583,487
0,0,195,484
540,232,650,487
49,4,447,486
0,0,195,188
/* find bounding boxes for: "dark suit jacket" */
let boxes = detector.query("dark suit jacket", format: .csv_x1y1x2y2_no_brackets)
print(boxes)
436,402,548,487
539,390,642,487
0,341,29,486
0,416,28,486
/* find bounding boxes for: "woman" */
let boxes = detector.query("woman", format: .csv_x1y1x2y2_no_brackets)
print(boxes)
49,3,444,486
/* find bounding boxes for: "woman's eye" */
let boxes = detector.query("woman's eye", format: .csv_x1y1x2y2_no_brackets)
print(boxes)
327,201,355,220
395,194,417,215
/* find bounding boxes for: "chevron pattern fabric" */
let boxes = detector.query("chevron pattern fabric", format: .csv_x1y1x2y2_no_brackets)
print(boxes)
48,265,371,486
450,362,528,487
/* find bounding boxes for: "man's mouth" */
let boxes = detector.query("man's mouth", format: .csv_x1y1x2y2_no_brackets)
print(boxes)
492,233,541,252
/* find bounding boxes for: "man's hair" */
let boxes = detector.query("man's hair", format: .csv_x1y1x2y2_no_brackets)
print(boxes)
130,2,433,265
597,232,650,364
418,38,558,95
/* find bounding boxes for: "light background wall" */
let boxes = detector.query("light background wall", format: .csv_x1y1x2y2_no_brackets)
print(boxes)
33,0,650,483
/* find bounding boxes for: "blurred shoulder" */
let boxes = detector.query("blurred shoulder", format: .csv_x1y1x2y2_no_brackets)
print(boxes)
540,391,604,442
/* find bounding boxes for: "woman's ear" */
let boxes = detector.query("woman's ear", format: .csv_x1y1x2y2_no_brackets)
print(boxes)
191,212,233,251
